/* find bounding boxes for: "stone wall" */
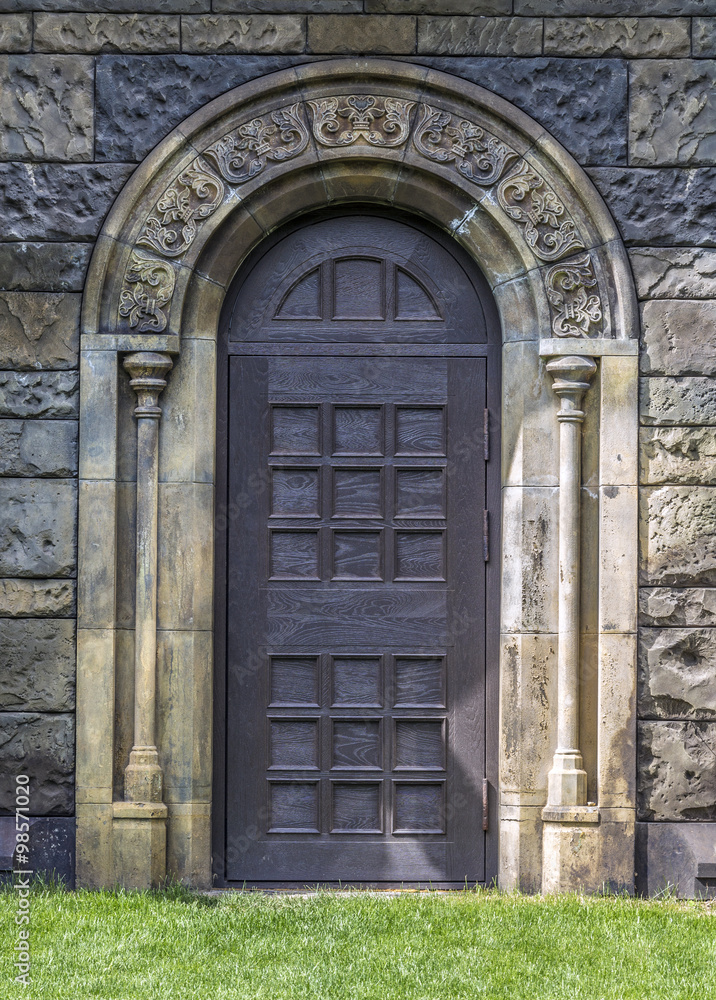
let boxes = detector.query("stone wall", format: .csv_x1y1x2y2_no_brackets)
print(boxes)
1,2,715,892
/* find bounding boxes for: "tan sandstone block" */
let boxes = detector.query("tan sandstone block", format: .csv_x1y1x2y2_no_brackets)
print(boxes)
599,354,638,487
182,14,304,52
501,487,559,634
0,578,75,618
502,342,559,488
640,426,716,485
157,482,213,631
307,15,415,53
35,14,180,53
630,59,716,167
0,56,93,161
640,486,716,586
640,588,716,627
599,486,638,634
597,632,637,809
159,338,215,484
75,628,115,796
0,292,80,369
545,17,689,57
640,377,716,427
77,480,117,629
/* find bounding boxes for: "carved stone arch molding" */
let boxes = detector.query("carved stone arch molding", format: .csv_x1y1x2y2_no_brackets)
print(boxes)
77,60,639,893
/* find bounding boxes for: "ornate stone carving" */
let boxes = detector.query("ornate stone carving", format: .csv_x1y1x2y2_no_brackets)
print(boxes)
118,251,175,333
308,95,414,148
547,255,603,337
137,156,224,259
204,103,309,184
497,161,584,262
412,104,518,185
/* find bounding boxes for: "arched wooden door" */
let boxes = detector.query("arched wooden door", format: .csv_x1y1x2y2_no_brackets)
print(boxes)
214,212,500,886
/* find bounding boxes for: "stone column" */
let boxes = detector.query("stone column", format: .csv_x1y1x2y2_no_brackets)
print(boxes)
113,351,173,888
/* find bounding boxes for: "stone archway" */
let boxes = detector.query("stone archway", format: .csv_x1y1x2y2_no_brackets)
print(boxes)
77,59,639,893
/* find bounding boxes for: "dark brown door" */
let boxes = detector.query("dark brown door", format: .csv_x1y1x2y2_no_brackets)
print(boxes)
215,214,499,886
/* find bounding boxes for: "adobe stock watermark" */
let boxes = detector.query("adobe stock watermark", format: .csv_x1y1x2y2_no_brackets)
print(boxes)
13,775,31,986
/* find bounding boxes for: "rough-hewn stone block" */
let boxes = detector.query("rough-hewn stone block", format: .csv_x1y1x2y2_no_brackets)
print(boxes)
0,372,79,419
694,17,716,57
95,55,305,161
413,57,627,166
418,16,541,55
0,163,134,240
216,1,358,9
0,619,75,712
630,60,716,167
0,14,31,51
0,713,74,816
0,421,78,478
640,426,716,486
641,300,716,376
640,588,716,628
516,1,716,13
545,17,688,57
0,292,79,370
0,1,209,10
34,14,180,53
307,14,415,53
639,628,716,720
0,579,75,618
368,1,510,11
588,168,716,245
0,479,77,577
0,56,93,161
640,486,716,586
629,248,716,300
182,14,304,52
0,243,91,292
640,377,716,427
637,720,716,821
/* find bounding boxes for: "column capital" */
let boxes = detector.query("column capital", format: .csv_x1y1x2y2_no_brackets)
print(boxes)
123,351,173,419
546,354,597,423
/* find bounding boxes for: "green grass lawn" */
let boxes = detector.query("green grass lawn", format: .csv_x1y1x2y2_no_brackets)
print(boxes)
1,885,714,999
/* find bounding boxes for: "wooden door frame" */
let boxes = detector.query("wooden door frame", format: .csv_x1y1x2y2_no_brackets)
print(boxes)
76,60,639,893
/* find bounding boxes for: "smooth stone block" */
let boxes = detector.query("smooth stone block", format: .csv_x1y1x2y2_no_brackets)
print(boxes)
0,420,78,477
0,162,135,240
588,167,716,246
640,486,716,586
307,14,415,52
630,60,716,167
0,242,91,292
640,426,716,485
636,822,716,898
0,371,79,418
0,55,93,161
412,56,627,166
638,720,716,821
417,16,542,55
641,299,716,375
34,14,181,53
0,712,74,815
640,588,716,628
0,618,75,712
0,815,75,885
0,291,79,369
639,627,716,720
629,247,716,300
0,479,77,577
640,377,716,426
501,487,559,634
0,579,75,618
182,14,305,52
545,17,689,57
0,14,31,51
95,54,307,161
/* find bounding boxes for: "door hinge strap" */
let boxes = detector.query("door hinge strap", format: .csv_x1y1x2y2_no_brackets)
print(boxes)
483,510,489,562
484,408,489,462
482,778,489,832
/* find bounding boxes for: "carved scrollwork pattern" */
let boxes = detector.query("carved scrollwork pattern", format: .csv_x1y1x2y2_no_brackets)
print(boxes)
118,251,176,333
204,103,309,184
412,104,518,186
137,157,224,259
497,161,584,262
308,96,415,147
547,254,603,337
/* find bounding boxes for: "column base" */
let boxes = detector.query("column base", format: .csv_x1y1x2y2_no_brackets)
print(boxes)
546,750,587,807
542,807,635,895
124,746,163,803
113,801,168,889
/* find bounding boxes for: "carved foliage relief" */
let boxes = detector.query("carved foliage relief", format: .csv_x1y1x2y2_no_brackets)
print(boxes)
118,93,605,338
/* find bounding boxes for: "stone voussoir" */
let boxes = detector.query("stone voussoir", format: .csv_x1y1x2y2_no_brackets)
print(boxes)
34,14,181,54
545,17,689,58
0,292,80,370
0,420,78,478
417,16,542,56
0,578,76,618
638,627,716,720
637,720,716,822
0,55,94,162
181,14,306,53
0,371,79,419
0,618,76,712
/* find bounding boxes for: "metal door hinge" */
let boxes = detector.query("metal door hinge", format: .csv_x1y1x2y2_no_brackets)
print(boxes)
482,778,489,832
483,408,489,462
483,510,489,562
